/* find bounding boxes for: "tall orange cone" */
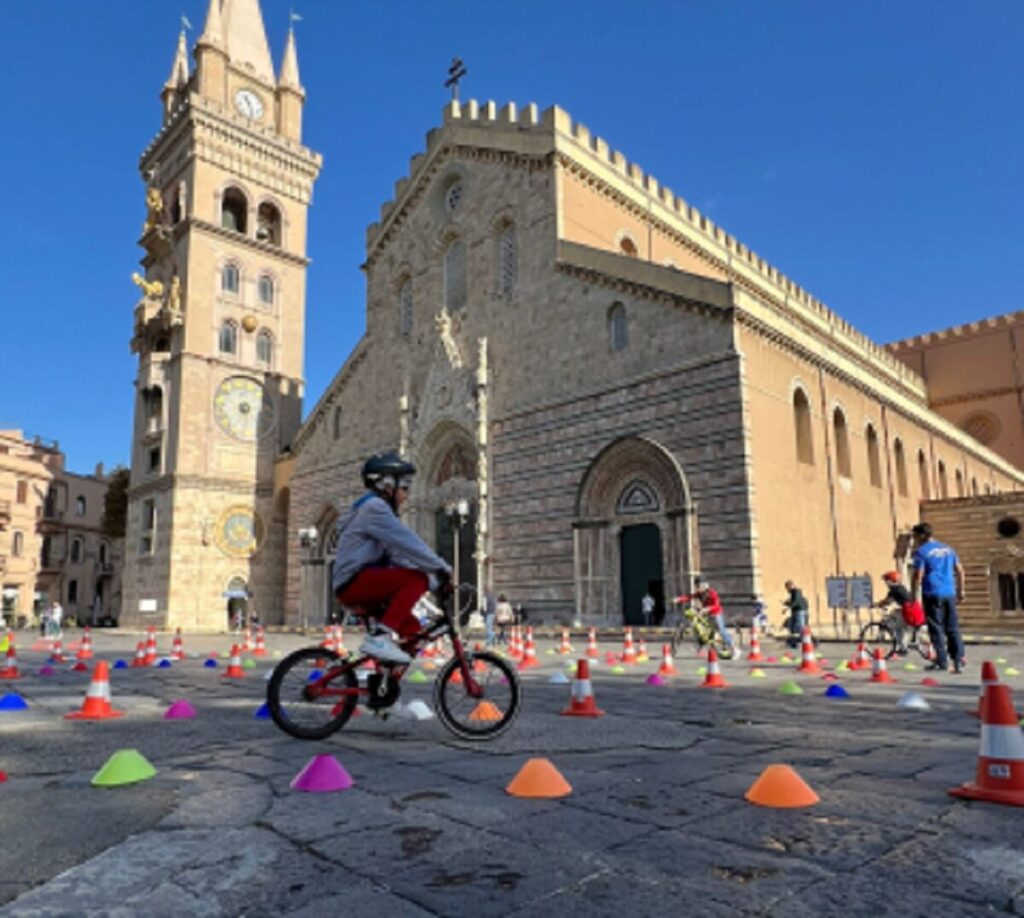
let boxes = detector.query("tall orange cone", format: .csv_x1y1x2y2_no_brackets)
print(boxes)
557,628,573,655
242,627,253,653
970,661,1000,718
796,627,822,674
700,647,729,688
65,661,124,720
869,648,896,684
509,625,522,662
144,627,157,666
222,645,245,678
586,628,600,659
620,627,638,665
0,642,21,680
50,638,65,664
747,627,763,662
319,625,333,651
170,628,185,661
848,642,871,671
252,626,268,657
637,638,649,662
518,628,539,670
950,683,1024,807
657,644,679,677
561,659,604,717
131,641,147,668
76,627,94,661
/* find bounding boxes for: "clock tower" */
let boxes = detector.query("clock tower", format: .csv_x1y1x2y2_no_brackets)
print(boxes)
120,0,322,630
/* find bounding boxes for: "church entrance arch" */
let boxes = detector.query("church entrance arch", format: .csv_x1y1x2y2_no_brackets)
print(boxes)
574,437,696,625
225,575,249,630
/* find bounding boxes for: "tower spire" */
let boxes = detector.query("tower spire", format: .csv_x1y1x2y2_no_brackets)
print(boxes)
278,26,302,91
221,0,275,84
164,30,190,91
198,0,224,48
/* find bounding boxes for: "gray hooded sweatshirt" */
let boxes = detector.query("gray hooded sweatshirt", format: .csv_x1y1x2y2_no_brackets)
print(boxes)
331,493,451,594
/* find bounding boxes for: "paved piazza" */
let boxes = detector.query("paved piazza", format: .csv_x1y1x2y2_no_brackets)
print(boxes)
2,628,1023,916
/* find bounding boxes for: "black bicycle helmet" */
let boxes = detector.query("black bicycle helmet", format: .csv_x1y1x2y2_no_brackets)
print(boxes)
362,451,416,492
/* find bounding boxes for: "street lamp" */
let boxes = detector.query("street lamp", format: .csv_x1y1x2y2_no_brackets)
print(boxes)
298,526,320,634
446,499,470,618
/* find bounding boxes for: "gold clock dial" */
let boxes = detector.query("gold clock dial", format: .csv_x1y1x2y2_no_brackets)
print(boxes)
215,506,265,558
214,376,276,441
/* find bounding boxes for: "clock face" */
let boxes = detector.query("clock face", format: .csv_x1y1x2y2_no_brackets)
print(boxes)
215,506,265,558
214,376,276,441
234,89,265,120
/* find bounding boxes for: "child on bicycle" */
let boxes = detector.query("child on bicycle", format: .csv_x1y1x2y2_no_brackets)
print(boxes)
872,571,924,654
671,580,735,656
332,452,453,665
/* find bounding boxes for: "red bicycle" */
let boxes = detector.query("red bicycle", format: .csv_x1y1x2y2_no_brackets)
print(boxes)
266,593,521,741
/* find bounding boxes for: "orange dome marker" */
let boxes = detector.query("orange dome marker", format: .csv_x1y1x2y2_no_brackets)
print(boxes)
745,764,820,808
469,700,503,721
506,758,572,799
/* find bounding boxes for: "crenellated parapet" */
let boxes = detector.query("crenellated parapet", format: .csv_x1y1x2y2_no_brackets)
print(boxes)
886,310,1024,351
365,98,926,400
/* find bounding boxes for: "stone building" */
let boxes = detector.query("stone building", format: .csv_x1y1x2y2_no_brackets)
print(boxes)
285,100,1024,630
0,430,122,625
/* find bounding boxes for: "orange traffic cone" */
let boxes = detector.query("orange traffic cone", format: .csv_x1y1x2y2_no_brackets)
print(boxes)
222,645,245,678
319,625,333,651
144,627,157,666
869,648,896,684
50,639,65,664
170,628,185,661
557,628,573,655
796,627,822,674
242,627,253,653
509,625,523,662
620,628,638,665
637,638,649,662
747,627,763,662
950,682,1024,807
657,644,679,677
0,642,21,680
252,626,268,657
131,642,147,668
971,661,1001,718
699,647,729,688
561,659,604,717
586,628,600,659
65,661,124,720
518,628,539,670
76,627,94,661
848,642,871,671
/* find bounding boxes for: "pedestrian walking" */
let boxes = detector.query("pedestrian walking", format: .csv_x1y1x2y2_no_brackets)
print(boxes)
782,581,808,649
911,522,966,674
641,591,655,627
483,590,497,646
495,594,514,644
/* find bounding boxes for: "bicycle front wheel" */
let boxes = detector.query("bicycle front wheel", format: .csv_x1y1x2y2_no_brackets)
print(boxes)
267,647,358,741
859,622,897,660
434,650,520,740
911,627,934,661
671,623,688,656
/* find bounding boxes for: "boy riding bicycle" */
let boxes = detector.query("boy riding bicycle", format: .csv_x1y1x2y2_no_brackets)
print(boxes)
332,452,453,666
671,580,735,656
871,571,925,655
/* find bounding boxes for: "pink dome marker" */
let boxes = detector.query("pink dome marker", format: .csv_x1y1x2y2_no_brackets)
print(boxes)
290,754,355,792
163,699,198,720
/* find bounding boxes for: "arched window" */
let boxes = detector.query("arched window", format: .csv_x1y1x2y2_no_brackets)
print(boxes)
498,224,517,296
70,537,82,563
219,321,237,355
333,406,343,440
971,476,979,496
894,439,908,496
937,460,948,499
256,202,281,245
258,275,274,306
12,531,23,557
918,450,931,499
444,239,467,313
833,408,852,479
256,329,273,365
620,235,638,257
75,496,86,517
399,279,413,336
221,187,248,234
16,480,27,503
955,469,965,497
793,389,814,465
143,386,163,434
99,541,108,566
222,263,240,295
608,302,628,352
866,424,882,488
68,579,78,604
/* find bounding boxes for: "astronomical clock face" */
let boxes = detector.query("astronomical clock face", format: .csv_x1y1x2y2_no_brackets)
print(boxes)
214,376,276,441
215,506,265,558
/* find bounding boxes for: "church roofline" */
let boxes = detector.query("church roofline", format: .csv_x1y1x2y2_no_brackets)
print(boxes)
292,336,372,454
886,309,1024,351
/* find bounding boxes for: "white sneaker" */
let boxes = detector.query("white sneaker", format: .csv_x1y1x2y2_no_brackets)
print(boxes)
358,633,412,666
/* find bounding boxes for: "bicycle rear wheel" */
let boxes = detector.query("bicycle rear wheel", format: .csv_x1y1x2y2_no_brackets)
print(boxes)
911,627,934,661
434,650,520,740
671,623,688,656
267,647,359,740
859,622,897,660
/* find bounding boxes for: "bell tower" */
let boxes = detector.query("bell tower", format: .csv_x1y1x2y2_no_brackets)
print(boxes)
121,0,322,630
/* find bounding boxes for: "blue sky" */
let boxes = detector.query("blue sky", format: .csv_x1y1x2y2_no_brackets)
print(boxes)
1,1,1020,473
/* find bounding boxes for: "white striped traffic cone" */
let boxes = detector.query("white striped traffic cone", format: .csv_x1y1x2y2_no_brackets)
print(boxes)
561,659,605,717
620,627,638,665
796,626,822,674
747,627,763,662
132,642,147,668
657,643,679,677
65,661,123,720
699,646,729,688
950,682,1024,807
557,628,573,655
76,627,94,661
848,642,871,670
170,628,185,661
869,648,896,684
586,627,600,659
0,642,21,680
518,628,539,670
223,645,245,678
144,628,157,666
252,626,268,657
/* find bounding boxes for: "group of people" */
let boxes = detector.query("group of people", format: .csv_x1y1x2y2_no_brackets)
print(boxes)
39,601,64,638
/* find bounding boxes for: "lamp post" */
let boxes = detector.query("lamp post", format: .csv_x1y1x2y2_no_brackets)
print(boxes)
446,499,470,618
298,526,320,635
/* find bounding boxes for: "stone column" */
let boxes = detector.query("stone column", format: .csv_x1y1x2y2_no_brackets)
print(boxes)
474,338,489,602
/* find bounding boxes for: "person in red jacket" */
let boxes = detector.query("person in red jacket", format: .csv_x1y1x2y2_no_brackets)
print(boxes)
671,581,735,656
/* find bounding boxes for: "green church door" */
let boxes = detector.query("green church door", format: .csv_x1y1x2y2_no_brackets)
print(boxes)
619,523,664,626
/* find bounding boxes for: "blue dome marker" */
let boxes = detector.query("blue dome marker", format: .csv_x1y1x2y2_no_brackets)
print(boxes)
113,660,128,669
204,659,218,668
158,659,172,668
307,669,323,682
254,702,271,719
824,684,850,699
0,693,29,712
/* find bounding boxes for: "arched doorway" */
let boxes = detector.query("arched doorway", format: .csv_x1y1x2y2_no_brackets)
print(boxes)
225,575,248,630
574,437,695,624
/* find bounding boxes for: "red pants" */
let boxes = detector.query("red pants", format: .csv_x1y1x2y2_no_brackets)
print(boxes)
336,568,428,641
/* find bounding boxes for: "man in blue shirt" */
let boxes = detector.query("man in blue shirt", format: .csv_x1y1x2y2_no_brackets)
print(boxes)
910,522,966,674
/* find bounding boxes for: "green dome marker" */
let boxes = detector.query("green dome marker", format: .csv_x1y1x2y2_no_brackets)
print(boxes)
903,662,918,671
91,749,157,787
1005,667,1021,676
835,661,849,672
610,665,627,675
778,680,804,696
696,666,707,676
408,670,429,684
749,668,766,678
242,658,256,669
